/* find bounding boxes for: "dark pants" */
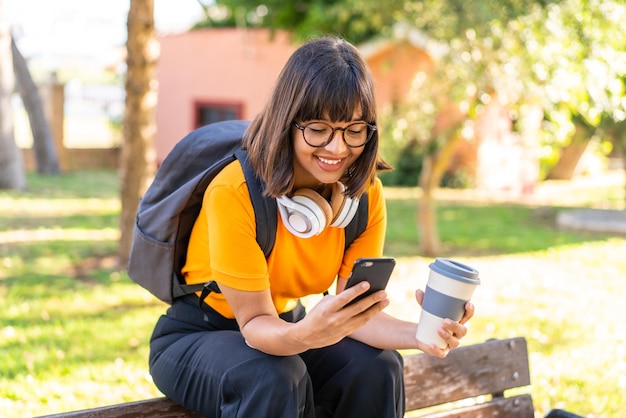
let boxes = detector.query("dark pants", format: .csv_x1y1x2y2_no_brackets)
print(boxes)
149,295,405,418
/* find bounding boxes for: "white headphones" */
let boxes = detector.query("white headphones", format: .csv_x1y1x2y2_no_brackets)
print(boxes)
276,182,360,238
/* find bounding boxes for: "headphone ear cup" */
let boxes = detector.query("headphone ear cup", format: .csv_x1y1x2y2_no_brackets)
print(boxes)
277,183,360,237
292,188,333,225
331,196,359,228
328,182,346,220
328,182,360,228
277,195,325,238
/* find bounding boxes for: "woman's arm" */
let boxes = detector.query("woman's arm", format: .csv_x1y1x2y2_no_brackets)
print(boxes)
218,280,390,356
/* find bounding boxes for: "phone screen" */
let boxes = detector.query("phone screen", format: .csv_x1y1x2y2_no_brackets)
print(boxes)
344,257,396,306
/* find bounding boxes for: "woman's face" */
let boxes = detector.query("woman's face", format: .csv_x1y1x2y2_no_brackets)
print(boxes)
291,109,366,191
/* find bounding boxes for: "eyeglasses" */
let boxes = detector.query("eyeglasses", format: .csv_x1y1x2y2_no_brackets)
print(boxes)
294,121,376,148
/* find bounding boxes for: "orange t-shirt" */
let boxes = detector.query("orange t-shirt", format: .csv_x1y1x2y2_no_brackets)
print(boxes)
183,160,387,318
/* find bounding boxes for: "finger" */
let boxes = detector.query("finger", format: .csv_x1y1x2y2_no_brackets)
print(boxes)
339,281,370,306
350,291,389,313
459,301,475,324
355,299,389,324
443,318,468,339
437,326,459,349
424,342,450,359
415,289,425,306
342,288,389,316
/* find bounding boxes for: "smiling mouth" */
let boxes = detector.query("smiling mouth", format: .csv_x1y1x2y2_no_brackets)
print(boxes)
317,156,343,165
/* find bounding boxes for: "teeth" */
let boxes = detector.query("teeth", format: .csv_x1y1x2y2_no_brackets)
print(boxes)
318,157,341,165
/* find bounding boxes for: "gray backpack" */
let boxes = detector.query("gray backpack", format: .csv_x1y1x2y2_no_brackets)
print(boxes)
127,120,368,304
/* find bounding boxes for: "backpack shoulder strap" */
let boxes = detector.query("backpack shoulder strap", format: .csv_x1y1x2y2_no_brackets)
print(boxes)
344,192,368,250
235,149,277,258
198,149,276,305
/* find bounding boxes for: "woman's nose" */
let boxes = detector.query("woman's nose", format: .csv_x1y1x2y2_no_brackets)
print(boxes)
325,129,348,153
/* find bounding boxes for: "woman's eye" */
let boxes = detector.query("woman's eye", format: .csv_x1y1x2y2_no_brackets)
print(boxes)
347,126,367,136
308,125,330,134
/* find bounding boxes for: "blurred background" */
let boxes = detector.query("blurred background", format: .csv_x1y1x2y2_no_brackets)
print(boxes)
1,0,625,417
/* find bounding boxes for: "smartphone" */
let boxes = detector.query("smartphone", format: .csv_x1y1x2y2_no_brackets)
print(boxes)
344,257,396,306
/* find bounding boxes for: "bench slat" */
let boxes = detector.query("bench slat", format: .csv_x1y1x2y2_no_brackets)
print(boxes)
422,394,534,418
404,337,530,411
38,397,201,418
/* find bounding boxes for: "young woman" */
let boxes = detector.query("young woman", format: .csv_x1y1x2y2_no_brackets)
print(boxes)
149,36,474,418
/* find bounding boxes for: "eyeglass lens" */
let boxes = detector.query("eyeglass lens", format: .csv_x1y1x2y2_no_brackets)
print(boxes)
301,122,371,147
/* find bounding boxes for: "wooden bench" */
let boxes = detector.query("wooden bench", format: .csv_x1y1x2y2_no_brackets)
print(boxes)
40,337,534,418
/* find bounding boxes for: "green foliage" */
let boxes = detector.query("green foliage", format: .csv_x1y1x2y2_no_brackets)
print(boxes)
195,0,404,43
379,140,424,187
197,0,557,44
385,0,625,187
440,169,474,189
512,0,626,145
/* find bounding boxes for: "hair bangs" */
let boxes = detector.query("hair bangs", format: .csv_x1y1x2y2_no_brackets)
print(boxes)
297,61,376,124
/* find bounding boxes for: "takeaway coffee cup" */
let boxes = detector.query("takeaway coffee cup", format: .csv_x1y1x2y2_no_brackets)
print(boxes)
416,258,480,349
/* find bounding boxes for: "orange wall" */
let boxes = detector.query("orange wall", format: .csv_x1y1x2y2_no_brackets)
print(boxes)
155,28,297,164
154,30,434,164
365,40,434,111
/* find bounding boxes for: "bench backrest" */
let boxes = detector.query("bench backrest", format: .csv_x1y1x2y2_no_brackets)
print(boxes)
404,336,533,417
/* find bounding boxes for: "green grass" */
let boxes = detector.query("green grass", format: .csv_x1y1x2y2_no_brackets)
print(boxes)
385,198,615,257
1,169,625,417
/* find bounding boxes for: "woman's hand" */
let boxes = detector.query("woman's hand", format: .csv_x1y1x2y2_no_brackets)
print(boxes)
293,282,390,349
415,289,475,358
218,281,388,356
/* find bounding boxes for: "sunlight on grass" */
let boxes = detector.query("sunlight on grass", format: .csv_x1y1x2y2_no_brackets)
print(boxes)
0,198,120,217
0,228,119,243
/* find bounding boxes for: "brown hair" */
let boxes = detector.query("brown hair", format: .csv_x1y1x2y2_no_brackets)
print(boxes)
243,36,392,198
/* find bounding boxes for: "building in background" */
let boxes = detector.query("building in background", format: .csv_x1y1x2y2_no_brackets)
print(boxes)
154,28,296,165
155,27,538,194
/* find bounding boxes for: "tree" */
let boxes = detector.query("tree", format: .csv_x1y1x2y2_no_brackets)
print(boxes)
0,0,26,190
390,0,626,252
118,0,158,266
11,37,60,175
514,0,626,180
602,117,626,206
381,1,554,255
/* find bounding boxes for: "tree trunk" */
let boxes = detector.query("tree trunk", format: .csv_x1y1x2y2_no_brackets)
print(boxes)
545,122,593,180
605,120,626,209
417,132,463,256
11,37,60,174
0,1,26,190
118,0,157,266
617,129,626,209
417,156,440,257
